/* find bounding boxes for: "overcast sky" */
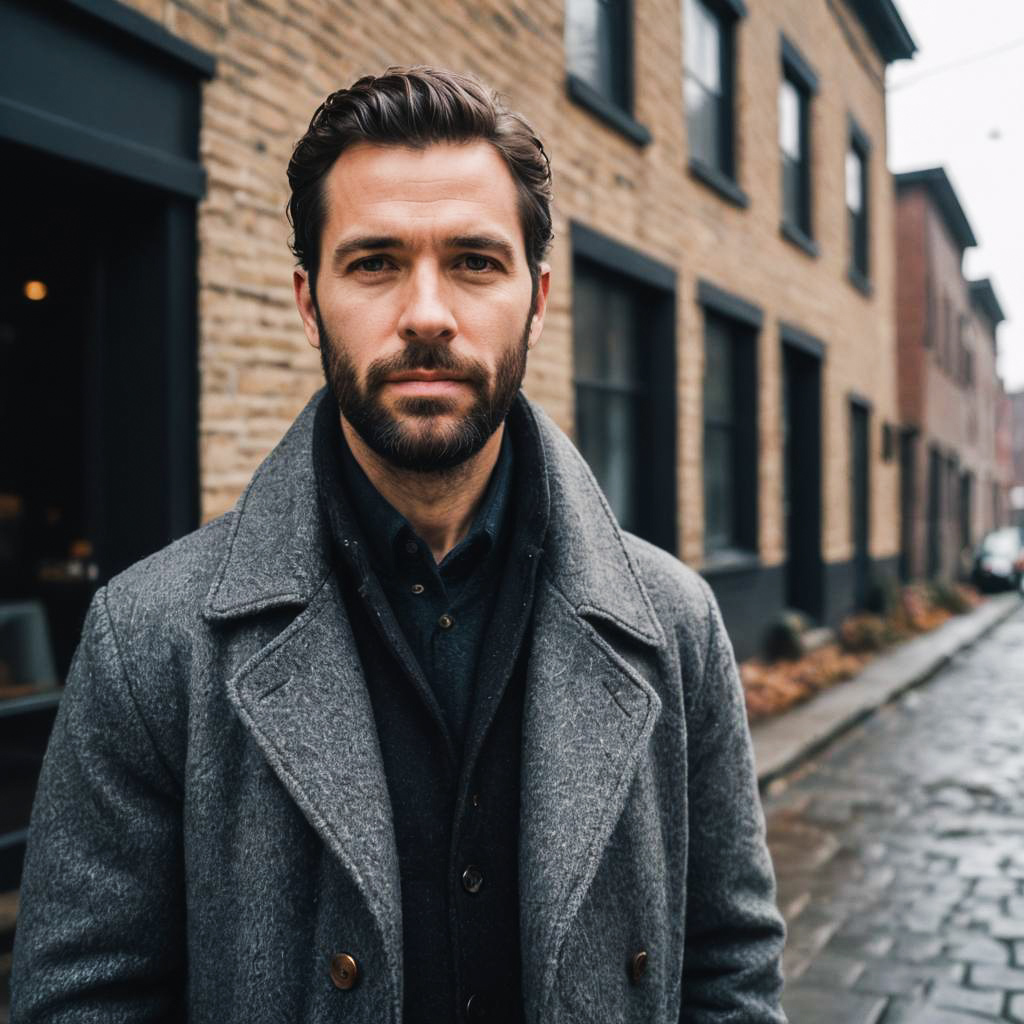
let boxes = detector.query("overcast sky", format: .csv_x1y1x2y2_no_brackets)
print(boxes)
887,0,1024,392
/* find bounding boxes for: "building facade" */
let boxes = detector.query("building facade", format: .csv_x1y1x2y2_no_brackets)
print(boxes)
894,168,1008,581
1009,391,1024,529
1,0,920,881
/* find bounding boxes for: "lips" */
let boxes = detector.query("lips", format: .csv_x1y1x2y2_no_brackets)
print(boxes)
385,371,466,384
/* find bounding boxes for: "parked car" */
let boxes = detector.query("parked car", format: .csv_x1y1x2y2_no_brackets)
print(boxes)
972,528,1024,592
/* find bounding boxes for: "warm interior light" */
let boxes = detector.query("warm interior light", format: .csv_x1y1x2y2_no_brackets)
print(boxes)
24,280,47,301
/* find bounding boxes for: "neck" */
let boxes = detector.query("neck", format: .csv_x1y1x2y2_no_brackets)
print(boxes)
340,418,505,563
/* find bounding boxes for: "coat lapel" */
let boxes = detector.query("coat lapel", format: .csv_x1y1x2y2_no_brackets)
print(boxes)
202,394,402,1019
223,577,403,1018
517,403,667,1023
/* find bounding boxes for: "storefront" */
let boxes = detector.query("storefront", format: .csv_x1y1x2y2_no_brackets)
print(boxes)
0,0,212,889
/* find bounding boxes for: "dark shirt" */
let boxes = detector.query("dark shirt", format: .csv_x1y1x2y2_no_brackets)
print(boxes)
334,419,513,747
311,390,549,1024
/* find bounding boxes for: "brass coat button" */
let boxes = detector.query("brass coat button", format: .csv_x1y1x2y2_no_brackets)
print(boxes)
438,613,454,629
329,952,359,990
629,949,648,983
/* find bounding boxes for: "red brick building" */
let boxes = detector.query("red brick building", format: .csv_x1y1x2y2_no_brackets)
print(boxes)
895,168,1008,580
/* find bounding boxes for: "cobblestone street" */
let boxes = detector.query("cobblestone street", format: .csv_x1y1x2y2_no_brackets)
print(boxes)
767,605,1024,1023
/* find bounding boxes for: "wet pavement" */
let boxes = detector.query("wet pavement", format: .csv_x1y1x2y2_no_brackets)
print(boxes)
766,605,1024,1023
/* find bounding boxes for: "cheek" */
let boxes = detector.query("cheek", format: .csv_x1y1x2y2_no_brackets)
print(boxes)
326,295,397,357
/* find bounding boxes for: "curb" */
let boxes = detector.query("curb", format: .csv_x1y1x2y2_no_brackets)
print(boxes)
752,592,1023,789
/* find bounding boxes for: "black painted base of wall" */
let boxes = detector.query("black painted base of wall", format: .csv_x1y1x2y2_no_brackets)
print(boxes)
702,562,786,662
703,554,901,662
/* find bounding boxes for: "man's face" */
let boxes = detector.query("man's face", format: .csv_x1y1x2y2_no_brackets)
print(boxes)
294,140,550,472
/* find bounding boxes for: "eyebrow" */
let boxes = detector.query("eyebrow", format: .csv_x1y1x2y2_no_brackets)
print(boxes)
445,235,517,265
330,233,518,269
331,236,404,268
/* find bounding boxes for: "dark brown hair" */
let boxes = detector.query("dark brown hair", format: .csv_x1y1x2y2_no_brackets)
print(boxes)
287,66,553,291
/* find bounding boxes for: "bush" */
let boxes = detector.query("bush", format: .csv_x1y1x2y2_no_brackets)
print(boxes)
839,613,889,653
763,610,807,662
928,580,972,614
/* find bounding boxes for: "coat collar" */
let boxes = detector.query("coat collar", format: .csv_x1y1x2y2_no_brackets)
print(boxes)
203,390,665,649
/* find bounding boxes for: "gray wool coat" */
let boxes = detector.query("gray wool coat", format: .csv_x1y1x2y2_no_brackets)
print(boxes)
11,393,786,1023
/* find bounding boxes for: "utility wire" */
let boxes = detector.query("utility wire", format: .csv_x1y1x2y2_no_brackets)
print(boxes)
888,35,1024,92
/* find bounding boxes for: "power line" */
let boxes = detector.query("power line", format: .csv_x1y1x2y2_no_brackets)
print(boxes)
888,35,1024,92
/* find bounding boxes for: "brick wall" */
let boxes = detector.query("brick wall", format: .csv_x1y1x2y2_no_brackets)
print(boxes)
113,0,901,578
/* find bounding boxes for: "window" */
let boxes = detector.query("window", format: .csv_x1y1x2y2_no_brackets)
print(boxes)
571,229,677,550
684,0,746,204
565,0,650,144
923,267,933,347
942,293,952,371
846,120,871,289
702,302,758,557
779,37,817,251
960,314,972,387
566,0,628,107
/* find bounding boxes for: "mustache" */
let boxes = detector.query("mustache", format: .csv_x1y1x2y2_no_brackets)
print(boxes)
364,342,489,392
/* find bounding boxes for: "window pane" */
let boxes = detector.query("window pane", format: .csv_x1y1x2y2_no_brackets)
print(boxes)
704,425,734,551
685,78,720,168
572,269,607,381
703,315,736,551
704,317,733,423
575,386,637,531
605,287,638,386
845,148,863,213
778,78,801,159
684,0,721,93
782,154,801,227
566,0,625,105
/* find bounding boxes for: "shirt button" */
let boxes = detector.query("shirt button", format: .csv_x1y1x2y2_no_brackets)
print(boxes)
438,613,454,630
461,865,484,894
629,949,649,983
329,952,359,990
465,993,487,1021
405,540,418,555
411,583,425,595
471,792,481,809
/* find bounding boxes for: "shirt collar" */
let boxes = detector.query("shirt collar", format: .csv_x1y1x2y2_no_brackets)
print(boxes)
314,393,515,582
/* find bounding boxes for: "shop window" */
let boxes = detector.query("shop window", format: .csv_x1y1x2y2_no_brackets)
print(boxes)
571,232,676,551
702,308,758,556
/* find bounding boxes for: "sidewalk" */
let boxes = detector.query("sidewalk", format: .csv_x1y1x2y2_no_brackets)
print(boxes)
752,591,1023,788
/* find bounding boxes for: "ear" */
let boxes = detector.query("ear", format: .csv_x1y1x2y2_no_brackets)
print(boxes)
293,269,321,350
526,263,551,351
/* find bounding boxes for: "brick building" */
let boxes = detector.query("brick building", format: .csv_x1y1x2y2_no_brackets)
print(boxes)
1,0,918,877
894,168,1008,581
1009,391,1024,528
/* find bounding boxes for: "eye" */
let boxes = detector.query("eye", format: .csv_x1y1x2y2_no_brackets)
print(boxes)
462,254,494,272
355,256,389,273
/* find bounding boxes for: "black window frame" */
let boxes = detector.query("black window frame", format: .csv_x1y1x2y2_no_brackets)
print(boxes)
570,223,678,552
846,116,872,294
683,0,748,208
565,0,651,146
779,34,818,256
698,280,761,564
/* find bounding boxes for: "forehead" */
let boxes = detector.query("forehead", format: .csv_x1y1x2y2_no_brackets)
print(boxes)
321,141,523,248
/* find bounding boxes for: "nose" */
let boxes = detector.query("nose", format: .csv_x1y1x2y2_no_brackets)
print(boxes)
396,262,457,343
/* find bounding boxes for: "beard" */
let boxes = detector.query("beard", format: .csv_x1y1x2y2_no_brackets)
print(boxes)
314,303,530,473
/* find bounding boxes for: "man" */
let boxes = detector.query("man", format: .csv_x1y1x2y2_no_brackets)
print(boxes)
12,67,785,1022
